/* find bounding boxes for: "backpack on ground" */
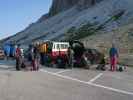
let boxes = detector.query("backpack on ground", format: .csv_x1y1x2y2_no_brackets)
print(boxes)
117,65,126,72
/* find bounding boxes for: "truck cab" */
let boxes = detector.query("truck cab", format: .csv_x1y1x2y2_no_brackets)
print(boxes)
39,41,69,67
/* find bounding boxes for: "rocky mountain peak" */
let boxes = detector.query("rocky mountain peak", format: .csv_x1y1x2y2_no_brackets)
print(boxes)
49,0,103,16
38,0,103,22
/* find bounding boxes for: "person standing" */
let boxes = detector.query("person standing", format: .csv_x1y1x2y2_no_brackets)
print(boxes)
33,42,40,71
15,44,22,71
67,47,74,68
109,44,119,71
27,44,34,71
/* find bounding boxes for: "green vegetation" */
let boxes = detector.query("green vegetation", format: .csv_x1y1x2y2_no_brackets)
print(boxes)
65,10,125,41
112,10,125,21
65,22,98,40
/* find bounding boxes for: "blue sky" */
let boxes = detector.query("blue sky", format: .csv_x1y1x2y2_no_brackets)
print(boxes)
0,0,52,40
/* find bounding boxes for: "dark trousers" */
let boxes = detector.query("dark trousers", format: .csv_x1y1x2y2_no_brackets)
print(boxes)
40,53,44,65
16,58,21,71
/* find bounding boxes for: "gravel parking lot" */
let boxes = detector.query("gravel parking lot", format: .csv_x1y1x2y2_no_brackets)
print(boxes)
0,60,133,100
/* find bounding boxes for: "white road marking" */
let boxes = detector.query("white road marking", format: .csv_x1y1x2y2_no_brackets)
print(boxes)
40,69,133,96
89,73,103,83
40,69,89,84
55,70,71,74
89,83,133,96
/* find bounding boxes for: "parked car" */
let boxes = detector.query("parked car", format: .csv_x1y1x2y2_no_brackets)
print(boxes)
0,48,5,59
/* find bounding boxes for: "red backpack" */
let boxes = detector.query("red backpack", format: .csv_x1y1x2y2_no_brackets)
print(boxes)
16,48,21,58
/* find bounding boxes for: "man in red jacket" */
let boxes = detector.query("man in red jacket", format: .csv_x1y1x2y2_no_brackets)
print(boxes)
15,44,22,71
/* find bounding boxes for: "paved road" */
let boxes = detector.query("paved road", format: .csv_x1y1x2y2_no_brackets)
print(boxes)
0,60,133,100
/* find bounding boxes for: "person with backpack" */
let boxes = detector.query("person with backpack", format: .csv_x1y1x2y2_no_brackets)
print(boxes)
109,43,119,71
15,44,22,71
67,47,74,68
32,42,40,71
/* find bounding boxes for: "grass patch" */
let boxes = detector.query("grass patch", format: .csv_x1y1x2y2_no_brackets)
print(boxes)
65,22,98,40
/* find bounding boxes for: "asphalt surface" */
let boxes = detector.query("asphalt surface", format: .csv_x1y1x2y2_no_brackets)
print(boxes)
0,60,133,100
